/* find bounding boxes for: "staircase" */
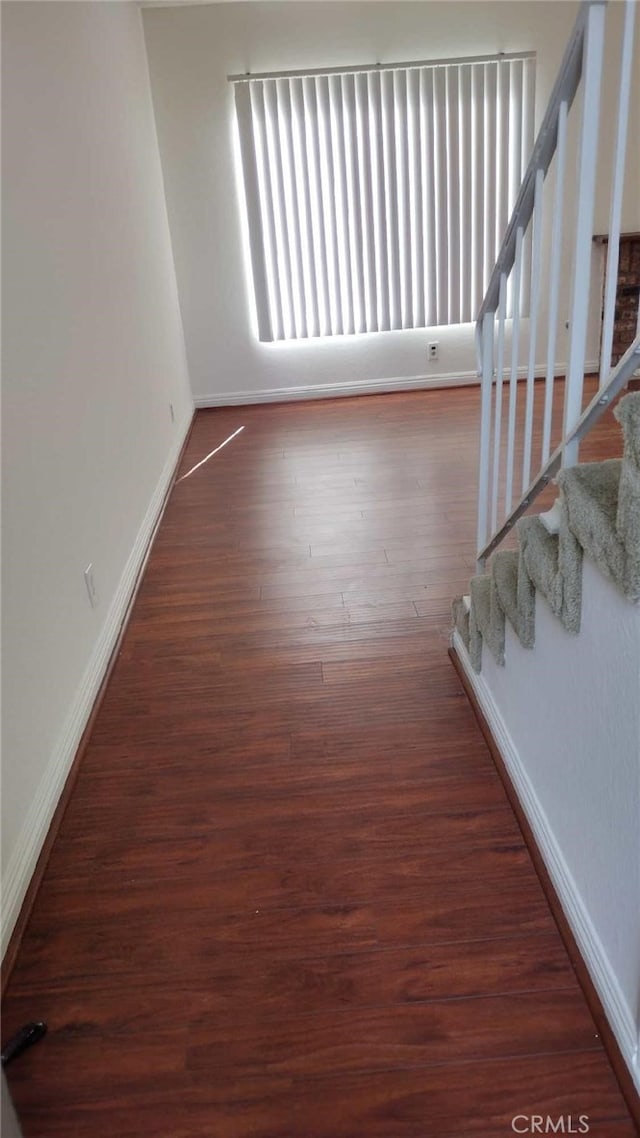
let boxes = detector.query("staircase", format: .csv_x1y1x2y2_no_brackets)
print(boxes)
452,0,640,666
453,390,640,674
449,0,640,1106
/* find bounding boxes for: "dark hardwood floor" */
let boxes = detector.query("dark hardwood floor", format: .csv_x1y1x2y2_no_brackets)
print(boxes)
3,383,637,1136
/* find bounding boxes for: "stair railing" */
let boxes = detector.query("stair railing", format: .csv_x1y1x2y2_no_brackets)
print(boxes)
475,0,639,570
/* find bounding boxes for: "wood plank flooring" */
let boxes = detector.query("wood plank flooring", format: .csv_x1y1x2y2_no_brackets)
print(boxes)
3,383,637,1136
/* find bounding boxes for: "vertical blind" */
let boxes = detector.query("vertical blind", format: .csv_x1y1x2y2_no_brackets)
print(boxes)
232,55,535,342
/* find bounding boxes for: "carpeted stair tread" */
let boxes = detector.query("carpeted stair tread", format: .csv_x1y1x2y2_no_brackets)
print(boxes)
470,573,505,670
470,575,491,626
517,506,582,633
468,575,490,673
561,459,621,530
615,390,640,469
452,595,470,651
517,516,561,612
559,459,627,595
492,549,535,649
492,551,519,622
614,395,640,598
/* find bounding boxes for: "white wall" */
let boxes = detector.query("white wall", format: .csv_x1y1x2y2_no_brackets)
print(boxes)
458,559,640,1091
141,0,639,406
1,1,193,952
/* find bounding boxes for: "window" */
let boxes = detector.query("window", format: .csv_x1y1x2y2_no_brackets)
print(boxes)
232,54,535,342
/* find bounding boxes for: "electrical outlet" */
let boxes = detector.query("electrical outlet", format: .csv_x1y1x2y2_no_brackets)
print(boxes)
428,342,439,361
169,402,175,423
84,564,98,609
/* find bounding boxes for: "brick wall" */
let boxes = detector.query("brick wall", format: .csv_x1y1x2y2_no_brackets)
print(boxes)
610,235,640,365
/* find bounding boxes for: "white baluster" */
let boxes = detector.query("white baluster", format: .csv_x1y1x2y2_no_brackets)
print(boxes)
476,311,495,563
562,1,606,467
542,100,568,465
522,170,544,492
491,273,508,533
505,226,524,514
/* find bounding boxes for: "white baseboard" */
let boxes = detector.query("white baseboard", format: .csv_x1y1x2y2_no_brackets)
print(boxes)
452,629,640,1095
195,371,477,407
1,411,193,960
194,360,599,408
